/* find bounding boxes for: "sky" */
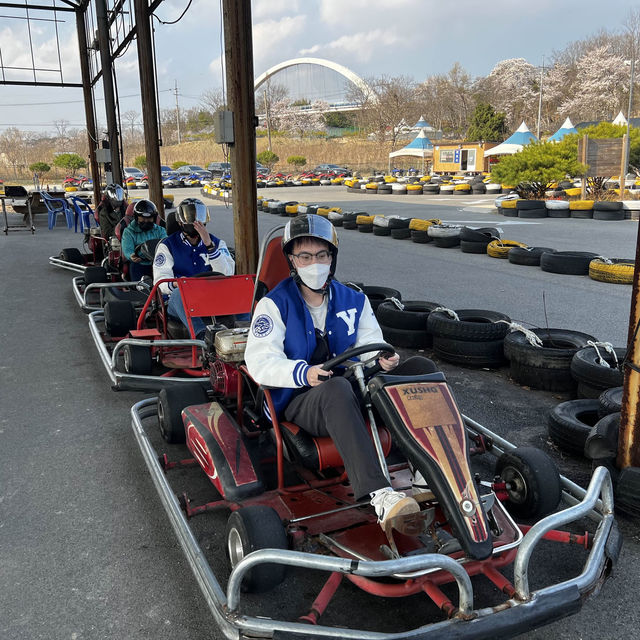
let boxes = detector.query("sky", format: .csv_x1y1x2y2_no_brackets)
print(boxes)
0,0,636,134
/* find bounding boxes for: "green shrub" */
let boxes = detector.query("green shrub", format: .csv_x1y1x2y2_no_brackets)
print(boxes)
171,161,188,169
287,155,306,168
53,153,86,175
257,150,279,168
133,155,147,169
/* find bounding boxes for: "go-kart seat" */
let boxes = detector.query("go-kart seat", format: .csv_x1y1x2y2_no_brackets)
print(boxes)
252,225,290,308
278,420,391,472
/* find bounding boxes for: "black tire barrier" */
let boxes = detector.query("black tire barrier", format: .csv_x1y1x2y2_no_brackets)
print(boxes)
432,335,507,368
380,322,430,349
372,226,391,236
423,184,440,194
548,398,601,456
471,185,486,194
361,285,402,312
614,466,640,517
598,386,623,418
459,227,500,243
460,240,490,254
501,208,518,218
357,224,373,233
433,236,460,248
516,199,545,210
518,208,547,218
410,229,431,243
547,208,571,219
593,201,623,211
390,228,411,240
540,251,599,275
593,209,625,221
388,217,412,229
584,412,620,461
570,209,593,219
508,247,556,266
570,346,625,396
504,328,596,392
343,221,357,230
376,300,441,331
427,309,511,342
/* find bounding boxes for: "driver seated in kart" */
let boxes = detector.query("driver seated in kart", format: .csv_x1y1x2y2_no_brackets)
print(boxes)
96,183,127,241
153,198,235,339
120,199,167,281
245,214,424,532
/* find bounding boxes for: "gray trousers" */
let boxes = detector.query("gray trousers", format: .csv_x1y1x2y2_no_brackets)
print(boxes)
284,376,388,500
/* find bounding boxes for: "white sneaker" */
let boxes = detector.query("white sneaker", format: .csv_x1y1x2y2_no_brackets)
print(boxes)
370,488,420,530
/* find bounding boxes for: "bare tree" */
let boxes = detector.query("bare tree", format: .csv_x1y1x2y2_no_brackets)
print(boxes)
0,127,27,177
200,88,226,114
122,110,140,140
256,81,289,151
53,119,69,144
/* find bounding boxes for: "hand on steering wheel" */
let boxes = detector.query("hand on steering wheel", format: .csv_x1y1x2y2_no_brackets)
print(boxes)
315,343,397,383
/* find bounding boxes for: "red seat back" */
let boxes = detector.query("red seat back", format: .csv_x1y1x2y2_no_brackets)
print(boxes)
252,226,290,308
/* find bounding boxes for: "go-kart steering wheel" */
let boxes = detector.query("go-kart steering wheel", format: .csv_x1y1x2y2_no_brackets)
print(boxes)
192,270,225,278
319,342,395,380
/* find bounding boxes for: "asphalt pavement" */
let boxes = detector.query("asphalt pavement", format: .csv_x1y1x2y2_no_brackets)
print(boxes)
1,186,639,640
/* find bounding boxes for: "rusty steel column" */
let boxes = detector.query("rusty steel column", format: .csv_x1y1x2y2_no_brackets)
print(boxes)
133,0,164,218
222,0,258,274
618,220,640,469
76,9,101,206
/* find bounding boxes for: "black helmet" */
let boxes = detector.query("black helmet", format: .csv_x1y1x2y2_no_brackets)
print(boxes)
132,199,157,219
282,214,339,290
104,183,125,207
176,198,209,225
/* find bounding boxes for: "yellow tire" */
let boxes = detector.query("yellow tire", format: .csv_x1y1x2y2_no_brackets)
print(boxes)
453,183,470,191
407,184,423,191
487,239,527,258
409,218,431,231
356,214,374,224
317,207,330,217
365,182,378,190
164,194,175,202
384,176,397,183
564,187,581,197
65,186,78,192
419,176,431,183
329,207,342,213
589,258,634,284
501,199,518,209
285,204,298,215
569,200,594,210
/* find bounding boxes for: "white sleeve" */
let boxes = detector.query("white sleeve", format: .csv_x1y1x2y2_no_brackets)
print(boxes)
153,242,176,295
206,238,235,275
244,297,310,388
353,296,387,362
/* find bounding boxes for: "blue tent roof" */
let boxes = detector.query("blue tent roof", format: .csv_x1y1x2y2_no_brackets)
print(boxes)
502,121,537,146
403,129,433,150
412,116,431,129
548,117,578,142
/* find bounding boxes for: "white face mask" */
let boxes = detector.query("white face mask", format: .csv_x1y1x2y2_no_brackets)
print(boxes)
296,263,331,291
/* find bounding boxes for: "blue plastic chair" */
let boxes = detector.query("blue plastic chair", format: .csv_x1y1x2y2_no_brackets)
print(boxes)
67,195,95,233
40,191,74,230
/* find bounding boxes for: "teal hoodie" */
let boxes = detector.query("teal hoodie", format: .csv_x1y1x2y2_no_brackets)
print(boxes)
121,220,167,264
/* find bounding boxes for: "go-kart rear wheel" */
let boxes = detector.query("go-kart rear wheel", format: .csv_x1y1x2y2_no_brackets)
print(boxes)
84,266,109,285
104,300,136,336
123,344,152,375
158,383,208,444
495,447,561,520
226,506,288,593
60,247,84,264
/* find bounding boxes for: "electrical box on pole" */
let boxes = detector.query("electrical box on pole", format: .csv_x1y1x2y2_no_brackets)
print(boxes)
214,111,235,144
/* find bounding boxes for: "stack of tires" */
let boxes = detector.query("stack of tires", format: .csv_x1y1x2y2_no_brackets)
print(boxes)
503,328,596,392
356,214,374,233
569,200,593,219
593,201,624,221
427,309,511,368
570,344,625,398
388,217,412,239
500,199,518,217
427,224,462,248
376,299,440,349
545,200,570,218
516,199,547,219
372,215,390,236
459,226,500,254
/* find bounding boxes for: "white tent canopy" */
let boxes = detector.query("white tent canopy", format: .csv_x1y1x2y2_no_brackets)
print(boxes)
483,121,538,157
388,129,433,172
612,111,627,126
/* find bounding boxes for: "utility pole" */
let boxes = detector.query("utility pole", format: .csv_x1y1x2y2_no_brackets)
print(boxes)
264,90,272,151
133,0,164,218
536,55,544,140
222,0,258,274
174,80,181,144
95,0,122,185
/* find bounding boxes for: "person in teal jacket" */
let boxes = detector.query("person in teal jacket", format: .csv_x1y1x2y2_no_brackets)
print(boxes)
120,199,167,280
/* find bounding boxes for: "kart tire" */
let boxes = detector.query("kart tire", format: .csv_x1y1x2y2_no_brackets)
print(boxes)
459,227,500,242
158,383,208,444
104,300,136,336
83,266,109,285
433,235,460,248
598,386,623,418
427,309,511,342
60,247,84,264
495,447,561,520
226,506,288,593
584,412,620,461
376,300,441,331
614,466,640,517
362,285,402,312
509,359,575,393
372,225,391,236
123,344,152,375
460,240,490,254
390,228,411,240
379,322,430,349
540,251,599,275
508,247,556,266
432,336,507,368
410,229,431,243
548,399,601,456
570,346,625,392
593,209,625,221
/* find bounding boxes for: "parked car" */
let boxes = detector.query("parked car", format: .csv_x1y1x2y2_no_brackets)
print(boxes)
313,163,349,176
175,165,212,180
207,162,232,177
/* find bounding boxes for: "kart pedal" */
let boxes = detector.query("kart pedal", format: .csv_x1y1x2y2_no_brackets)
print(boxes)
382,509,435,557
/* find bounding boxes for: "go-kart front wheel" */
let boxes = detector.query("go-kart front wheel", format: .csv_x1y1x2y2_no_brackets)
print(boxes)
226,506,288,593
496,447,561,520
60,247,84,264
84,265,109,285
157,383,208,443
104,300,136,336
123,344,152,375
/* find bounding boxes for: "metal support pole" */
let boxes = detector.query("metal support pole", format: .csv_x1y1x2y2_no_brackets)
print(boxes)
174,80,181,145
134,0,164,218
222,0,258,274
96,0,122,186
75,10,101,206
622,57,635,193
536,56,544,140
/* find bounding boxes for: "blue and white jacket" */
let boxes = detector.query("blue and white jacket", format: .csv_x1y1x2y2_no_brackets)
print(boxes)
153,231,234,294
245,277,384,417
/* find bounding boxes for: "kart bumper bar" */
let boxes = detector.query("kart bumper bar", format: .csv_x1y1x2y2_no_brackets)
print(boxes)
131,398,620,640
49,255,86,273
73,277,145,313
